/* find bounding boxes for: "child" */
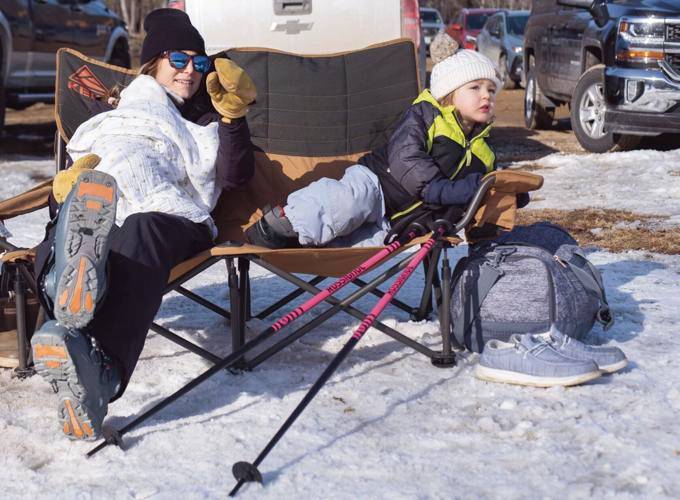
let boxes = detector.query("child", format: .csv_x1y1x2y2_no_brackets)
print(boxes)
245,50,503,249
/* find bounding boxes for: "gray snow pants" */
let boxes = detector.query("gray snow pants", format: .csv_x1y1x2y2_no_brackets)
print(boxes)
285,165,390,247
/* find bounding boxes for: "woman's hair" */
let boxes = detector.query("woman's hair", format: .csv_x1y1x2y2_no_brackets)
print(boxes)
106,56,160,108
140,56,161,77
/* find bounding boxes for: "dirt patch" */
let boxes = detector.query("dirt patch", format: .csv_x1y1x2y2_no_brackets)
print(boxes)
518,208,680,254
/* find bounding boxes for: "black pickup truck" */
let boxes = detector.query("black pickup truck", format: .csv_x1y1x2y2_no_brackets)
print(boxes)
0,0,129,133
523,0,680,152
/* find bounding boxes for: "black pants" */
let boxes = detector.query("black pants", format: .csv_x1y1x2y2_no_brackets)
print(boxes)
35,212,214,396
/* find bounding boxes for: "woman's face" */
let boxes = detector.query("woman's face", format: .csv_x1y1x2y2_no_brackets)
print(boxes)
154,50,203,100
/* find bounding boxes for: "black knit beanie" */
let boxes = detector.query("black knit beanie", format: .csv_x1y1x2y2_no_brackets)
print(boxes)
140,8,206,65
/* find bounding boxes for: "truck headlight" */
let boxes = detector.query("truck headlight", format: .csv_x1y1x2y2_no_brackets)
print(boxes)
513,46,523,53
619,19,664,40
616,17,664,63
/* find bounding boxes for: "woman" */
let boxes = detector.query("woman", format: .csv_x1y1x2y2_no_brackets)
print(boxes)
30,8,256,441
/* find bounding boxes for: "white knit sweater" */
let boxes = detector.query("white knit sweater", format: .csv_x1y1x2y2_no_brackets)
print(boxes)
66,75,220,237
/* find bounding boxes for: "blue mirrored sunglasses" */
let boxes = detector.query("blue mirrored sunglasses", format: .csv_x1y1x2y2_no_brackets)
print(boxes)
162,51,211,74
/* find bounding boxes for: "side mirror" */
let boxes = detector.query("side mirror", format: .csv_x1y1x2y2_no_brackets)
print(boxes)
557,0,609,28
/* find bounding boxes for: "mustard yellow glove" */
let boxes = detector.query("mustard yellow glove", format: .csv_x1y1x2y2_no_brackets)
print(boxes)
52,153,101,204
206,58,257,123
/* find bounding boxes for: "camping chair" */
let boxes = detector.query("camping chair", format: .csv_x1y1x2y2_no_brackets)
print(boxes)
0,41,542,444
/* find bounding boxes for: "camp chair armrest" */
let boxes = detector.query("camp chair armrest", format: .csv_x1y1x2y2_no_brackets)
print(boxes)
0,238,20,252
455,174,497,232
0,179,53,221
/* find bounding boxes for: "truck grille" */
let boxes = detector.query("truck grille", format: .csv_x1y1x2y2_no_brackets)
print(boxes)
666,53,680,72
667,23,680,42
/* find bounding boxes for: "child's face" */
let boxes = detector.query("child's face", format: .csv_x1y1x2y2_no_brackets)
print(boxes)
451,79,497,126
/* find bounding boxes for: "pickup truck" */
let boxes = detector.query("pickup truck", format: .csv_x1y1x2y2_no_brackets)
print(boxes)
170,0,427,88
0,0,129,133
523,0,680,153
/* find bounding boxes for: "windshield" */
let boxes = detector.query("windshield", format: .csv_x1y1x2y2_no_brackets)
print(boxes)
507,14,529,35
467,14,491,30
420,10,442,24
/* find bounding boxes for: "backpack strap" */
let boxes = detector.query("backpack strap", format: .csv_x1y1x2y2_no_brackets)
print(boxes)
564,250,614,330
452,257,504,351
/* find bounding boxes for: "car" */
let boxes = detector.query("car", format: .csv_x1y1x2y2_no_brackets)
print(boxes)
0,0,130,133
419,6,445,53
170,0,426,87
446,7,501,51
523,0,680,153
476,10,530,89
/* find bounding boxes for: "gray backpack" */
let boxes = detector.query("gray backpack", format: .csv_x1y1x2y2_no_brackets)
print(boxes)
450,222,613,353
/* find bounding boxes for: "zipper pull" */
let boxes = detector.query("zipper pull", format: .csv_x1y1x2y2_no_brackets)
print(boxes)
554,255,567,268
465,148,472,167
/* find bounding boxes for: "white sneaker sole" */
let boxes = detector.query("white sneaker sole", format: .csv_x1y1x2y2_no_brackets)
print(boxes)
475,364,602,387
599,358,628,374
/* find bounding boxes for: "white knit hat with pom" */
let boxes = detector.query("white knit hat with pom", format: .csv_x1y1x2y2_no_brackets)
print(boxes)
430,49,502,101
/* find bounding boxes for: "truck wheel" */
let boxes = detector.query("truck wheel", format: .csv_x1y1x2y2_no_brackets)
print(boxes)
524,68,554,129
571,65,639,153
499,54,514,90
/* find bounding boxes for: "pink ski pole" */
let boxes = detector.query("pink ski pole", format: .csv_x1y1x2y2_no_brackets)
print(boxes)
230,225,446,495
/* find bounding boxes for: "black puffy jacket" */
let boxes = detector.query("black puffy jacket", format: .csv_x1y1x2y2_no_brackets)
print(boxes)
359,89,496,220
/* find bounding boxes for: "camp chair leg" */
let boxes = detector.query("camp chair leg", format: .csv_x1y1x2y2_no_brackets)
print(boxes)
227,259,244,351
431,248,457,368
175,286,231,319
255,276,326,320
411,246,442,321
150,323,222,364
238,258,250,324
13,266,34,378
349,277,414,315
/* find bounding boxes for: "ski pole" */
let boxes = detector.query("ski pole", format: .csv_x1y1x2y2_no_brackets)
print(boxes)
229,225,446,496
86,226,424,457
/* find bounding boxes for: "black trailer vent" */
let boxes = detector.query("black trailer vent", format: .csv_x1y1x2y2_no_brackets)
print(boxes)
666,23,680,42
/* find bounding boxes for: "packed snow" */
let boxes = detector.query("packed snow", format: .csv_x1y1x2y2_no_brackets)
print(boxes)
1,150,679,499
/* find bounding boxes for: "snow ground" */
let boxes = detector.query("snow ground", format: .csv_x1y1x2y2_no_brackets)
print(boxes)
1,151,679,499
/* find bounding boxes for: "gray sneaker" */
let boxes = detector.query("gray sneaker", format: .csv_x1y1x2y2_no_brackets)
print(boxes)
31,320,120,441
46,170,117,329
476,334,602,387
535,327,628,374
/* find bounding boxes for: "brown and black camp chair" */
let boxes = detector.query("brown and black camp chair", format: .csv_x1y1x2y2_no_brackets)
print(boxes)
0,41,542,446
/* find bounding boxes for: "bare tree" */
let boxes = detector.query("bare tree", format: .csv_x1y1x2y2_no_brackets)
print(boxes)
107,0,166,34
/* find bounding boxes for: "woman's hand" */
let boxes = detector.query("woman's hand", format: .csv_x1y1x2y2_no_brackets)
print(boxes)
206,58,257,123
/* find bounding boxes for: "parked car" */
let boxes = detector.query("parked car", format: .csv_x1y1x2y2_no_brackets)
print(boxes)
523,0,680,153
476,10,529,89
419,6,445,53
0,0,130,133
171,0,426,88
446,7,500,50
